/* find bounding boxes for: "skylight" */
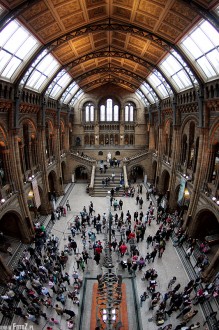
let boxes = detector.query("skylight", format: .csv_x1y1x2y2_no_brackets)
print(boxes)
148,70,172,98
70,90,84,106
0,20,39,80
160,51,194,91
61,82,80,104
135,90,150,107
25,54,60,92
180,20,219,80
46,70,72,99
140,83,159,104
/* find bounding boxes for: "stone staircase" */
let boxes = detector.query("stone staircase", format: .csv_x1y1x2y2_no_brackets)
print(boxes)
91,166,124,197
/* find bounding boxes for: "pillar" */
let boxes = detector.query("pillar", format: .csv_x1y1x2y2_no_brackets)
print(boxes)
169,125,181,209
183,127,209,233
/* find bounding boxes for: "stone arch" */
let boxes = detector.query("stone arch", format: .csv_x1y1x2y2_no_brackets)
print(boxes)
98,151,103,156
115,151,120,156
48,170,58,196
160,169,170,194
192,208,219,241
74,165,89,182
129,164,144,183
0,211,23,240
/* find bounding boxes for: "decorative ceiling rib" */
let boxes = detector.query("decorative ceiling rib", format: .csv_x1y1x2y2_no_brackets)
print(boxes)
0,0,218,94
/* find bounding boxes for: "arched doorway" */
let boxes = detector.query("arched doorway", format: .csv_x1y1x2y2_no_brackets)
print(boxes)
160,170,170,194
129,165,144,183
0,212,22,240
75,166,88,181
193,210,219,241
192,210,219,274
48,170,58,199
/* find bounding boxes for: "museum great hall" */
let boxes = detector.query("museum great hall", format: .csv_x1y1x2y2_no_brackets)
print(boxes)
0,0,219,329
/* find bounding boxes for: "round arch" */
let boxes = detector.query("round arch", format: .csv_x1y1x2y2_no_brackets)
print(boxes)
48,170,58,197
160,169,170,194
74,165,89,182
129,165,144,183
0,211,23,240
192,208,219,243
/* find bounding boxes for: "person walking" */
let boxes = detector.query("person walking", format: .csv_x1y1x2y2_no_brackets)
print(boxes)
150,249,157,262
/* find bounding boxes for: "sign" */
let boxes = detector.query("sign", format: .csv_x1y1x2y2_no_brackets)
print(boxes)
32,178,41,209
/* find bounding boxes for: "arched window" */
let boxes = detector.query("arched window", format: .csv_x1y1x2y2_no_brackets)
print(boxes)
85,103,94,122
100,98,119,122
125,103,134,122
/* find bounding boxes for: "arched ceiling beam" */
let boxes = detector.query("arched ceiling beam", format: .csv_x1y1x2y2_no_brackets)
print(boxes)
179,0,219,31
0,0,39,32
16,20,204,88
42,48,177,97
59,66,161,101
75,77,152,105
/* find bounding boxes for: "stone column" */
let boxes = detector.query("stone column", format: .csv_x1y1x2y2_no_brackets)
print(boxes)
169,125,181,209
183,127,209,234
9,130,35,243
54,104,64,195
37,99,52,214
156,125,164,193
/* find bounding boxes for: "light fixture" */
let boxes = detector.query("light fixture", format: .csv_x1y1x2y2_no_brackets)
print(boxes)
32,175,35,178
216,200,219,205
184,188,190,197
212,196,216,201
95,135,99,140
28,190,34,198
1,198,5,203
120,135,123,139
28,177,32,181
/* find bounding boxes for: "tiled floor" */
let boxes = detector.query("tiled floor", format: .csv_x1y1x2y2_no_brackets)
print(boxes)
12,182,204,330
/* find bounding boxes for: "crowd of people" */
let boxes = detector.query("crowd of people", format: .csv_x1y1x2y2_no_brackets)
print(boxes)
0,181,218,330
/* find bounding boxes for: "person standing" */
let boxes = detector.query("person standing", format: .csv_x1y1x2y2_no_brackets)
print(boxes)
112,172,115,183
66,200,71,211
139,197,143,209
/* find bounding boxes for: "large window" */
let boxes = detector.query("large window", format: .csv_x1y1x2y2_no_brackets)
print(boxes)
180,20,219,80
100,98,119,122
0,20,39,81
125,103,135,122
85,103,94,122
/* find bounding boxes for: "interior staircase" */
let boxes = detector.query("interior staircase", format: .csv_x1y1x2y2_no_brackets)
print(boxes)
91,166,124,197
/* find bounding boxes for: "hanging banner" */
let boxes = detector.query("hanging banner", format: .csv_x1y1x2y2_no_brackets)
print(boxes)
32,178,41,209
178,177,186,206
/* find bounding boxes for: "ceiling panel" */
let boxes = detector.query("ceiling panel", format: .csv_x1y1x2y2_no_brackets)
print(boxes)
0,0,217,93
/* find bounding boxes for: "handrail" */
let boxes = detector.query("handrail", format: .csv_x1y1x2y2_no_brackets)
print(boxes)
123,150,149,165
123,165,129,189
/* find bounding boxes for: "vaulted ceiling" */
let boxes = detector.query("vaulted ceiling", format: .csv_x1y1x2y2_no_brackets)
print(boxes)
1,0,218,93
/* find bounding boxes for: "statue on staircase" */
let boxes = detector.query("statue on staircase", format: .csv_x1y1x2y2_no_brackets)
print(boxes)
107,152,112,163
